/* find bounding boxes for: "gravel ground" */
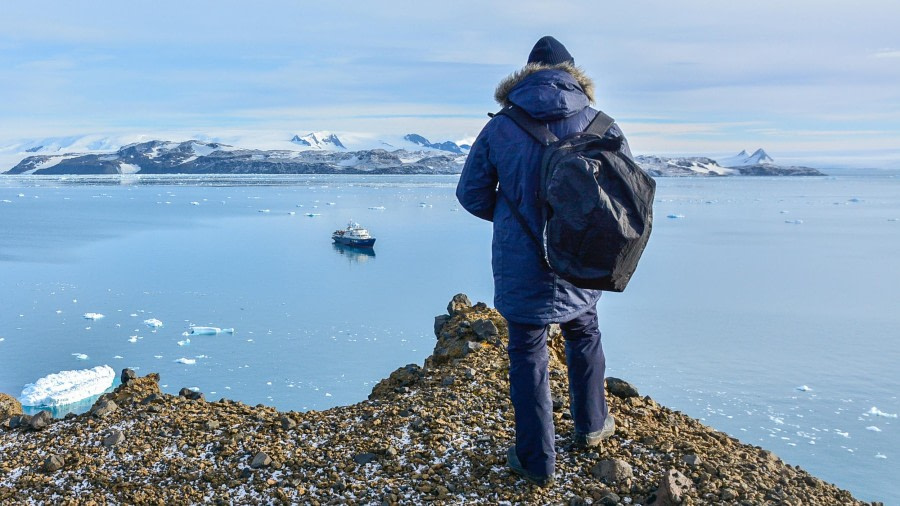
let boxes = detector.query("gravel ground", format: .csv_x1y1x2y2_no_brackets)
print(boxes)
0,295,876,505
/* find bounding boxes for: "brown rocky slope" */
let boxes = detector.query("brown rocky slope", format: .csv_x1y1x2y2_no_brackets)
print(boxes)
0,295,876,505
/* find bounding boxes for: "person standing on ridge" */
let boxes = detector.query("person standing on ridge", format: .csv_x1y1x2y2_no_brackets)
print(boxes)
456,36,635,486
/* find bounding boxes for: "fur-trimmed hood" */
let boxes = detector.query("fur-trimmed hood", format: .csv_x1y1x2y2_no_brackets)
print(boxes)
494,62,595,107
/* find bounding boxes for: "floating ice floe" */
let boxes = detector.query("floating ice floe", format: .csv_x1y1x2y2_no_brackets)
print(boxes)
875,453,887,459
889,218,899,222
784,220,804,225
177,339,190,346
18,365,115,407
288,211,296,215
190,201,200,206
368,206,386,210
666,214,685,219
71,353,89,360
128,335,138,343
144,318,163,328
113,355,123,359
174,358,196,365
306,213,320,217
866,426,882,432
189,326,235,335
796,385,812,392
258,209,270,213
868,407,898,418
82,313,105,320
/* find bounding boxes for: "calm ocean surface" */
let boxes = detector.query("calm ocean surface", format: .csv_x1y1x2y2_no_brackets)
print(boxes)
0,174,897,502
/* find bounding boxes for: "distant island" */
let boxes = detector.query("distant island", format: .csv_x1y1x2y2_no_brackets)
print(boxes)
2,132,825,176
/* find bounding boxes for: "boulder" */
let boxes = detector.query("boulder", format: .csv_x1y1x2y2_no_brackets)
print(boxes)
447,293,471,316
90,399,118,418
353,452,378,465
0,393,23,422
646,469,694,505
103,429,126,447
434,315,451,337
28,410,53,431
369,364,423,399
606,377,640,398
250,451,271,468
43,454,65,472
471,319,499,340
120,368,137,385
591,458,633,483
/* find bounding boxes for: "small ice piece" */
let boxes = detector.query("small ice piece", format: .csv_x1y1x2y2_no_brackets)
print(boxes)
18,365,115,406
797,385,812,392
888,218,899,222
258,209,270,213
190,201,200,206
144,318,163,328
848,198,862,203
189,326,234,335
875,453,887,459
113,355,123,359
305,213,320,217
72,353,89,360
368,206,386,210
835,430,849,438
325,393,332,397
175,358,196,365
868,407,898,418
779,210,789,214
327,202,336,205
128,336,138,343
866,426,882,432
83,313,105,320
784,220,804,225
177,339,190,346
154,355,163,359
17,193,25,197
667,214,685,219
288,211,296,215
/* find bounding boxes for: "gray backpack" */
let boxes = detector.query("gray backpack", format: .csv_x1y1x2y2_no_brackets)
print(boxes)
495,105,655,292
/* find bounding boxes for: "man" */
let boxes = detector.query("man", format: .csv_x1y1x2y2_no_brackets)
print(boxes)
456,36,634,486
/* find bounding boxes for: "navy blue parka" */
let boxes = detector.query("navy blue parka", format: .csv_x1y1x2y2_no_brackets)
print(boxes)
456,62,634,325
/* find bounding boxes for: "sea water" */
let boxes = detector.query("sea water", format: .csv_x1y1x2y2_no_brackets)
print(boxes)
0,174,897,502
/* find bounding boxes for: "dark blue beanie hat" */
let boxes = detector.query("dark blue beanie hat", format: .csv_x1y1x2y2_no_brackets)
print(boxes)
527,36,574,65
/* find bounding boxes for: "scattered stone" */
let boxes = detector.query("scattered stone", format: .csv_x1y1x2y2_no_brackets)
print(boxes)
591,459,634,483
441,376,456,387
596,491,621,505
90,399,118,418
682,454,701,467
121,368,137,385
179,388,205,401
204,420,221,431
279,416,296,430
551,395,566,412
606,377,640,398
27,410,52,431
471,319,498,340
462,368,476,380
447,293,472,316
434,315,451,337
103,429,126,447
43,454,65,472
369,364,423,399
353,452,378,465
646,469,694,505
0,393,23,422
250,451,271,469
569,496,587,506
720,488,738,501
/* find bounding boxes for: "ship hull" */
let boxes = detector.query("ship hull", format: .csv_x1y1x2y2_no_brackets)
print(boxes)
332,235,376,248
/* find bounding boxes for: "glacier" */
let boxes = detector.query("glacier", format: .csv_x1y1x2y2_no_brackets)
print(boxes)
18,365,116,407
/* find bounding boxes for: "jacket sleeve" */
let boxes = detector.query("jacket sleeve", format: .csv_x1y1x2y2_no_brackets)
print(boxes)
456,126,497,222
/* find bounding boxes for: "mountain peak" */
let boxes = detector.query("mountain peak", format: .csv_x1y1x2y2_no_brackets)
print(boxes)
291,132,346,150
720,148,775,167
402,134,465,154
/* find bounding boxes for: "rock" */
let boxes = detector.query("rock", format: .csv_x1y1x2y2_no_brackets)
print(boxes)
369,364,424,399
121,368,137,385
569,496,587,506
250,452,271,469
646,469,694,505
204,420,221,431
90,399,118,418
447,293,471,316
0,393,23,422
279,416,297,430
441,376,456,387
28,410,53,431
43,454,65,472
596,491,621,505
462,368,476,380
682,454,701,467
606,377,640,398
353,452,378,465
591,459,633,483
720,488,738,501
179,388,205,401
8,414,32,429
434,315,451,337
471,319,498,340
551,395,565,412
103,429,126,447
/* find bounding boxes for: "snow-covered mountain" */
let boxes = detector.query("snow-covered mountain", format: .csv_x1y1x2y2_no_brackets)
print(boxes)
720,148,775,167
636,156,736,177
290,132,346,150
402,134,468,154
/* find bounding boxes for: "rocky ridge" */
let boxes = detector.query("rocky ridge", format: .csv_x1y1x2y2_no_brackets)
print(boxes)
0,296,873,505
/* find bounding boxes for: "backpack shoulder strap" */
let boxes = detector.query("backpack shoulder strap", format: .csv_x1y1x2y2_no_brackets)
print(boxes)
493,105,558,146
585,110,616,137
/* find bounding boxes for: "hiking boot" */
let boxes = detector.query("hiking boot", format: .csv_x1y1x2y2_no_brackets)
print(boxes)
571,414,616,449
506,446,554,487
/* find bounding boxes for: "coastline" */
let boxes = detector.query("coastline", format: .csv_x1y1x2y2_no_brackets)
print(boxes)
0,295,876,505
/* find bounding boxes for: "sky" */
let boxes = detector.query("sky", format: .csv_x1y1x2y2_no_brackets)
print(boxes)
2,0,900,166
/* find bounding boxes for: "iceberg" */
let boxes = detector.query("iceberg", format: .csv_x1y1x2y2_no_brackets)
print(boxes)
144,318,163,328
175,357,196,365
71,353,89,360
189,326,234,335
18,365,115,407
868,407,898,418
796,385,811,392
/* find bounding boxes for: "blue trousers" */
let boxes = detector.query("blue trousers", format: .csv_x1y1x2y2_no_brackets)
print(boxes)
506,305,608,478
